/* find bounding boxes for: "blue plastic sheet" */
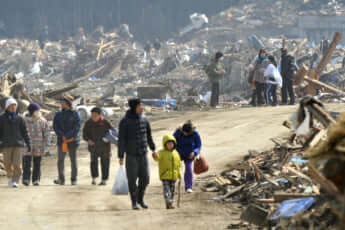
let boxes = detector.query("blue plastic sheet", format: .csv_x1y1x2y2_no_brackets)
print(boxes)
270,197,315,220
103,128,118,145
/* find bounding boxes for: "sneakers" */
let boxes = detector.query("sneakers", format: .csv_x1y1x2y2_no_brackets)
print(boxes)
23,180,30,186
98,180,107,186
71,181,77,186
92,178,97,185
12,182,19,188
33,181,40,186
54,179,65,185
186,189,193,193
166,201,175,209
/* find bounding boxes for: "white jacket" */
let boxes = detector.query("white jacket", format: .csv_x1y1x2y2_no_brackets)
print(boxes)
264,64,282,87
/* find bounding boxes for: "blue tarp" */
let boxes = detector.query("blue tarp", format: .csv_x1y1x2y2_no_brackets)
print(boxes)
290,156,308,165
270,197,316,220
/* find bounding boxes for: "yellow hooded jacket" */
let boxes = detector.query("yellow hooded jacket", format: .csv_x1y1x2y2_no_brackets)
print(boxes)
154,134,181,181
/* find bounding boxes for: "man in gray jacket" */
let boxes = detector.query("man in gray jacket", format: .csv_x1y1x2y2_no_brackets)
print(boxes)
0,98,31,188
118,98,156,210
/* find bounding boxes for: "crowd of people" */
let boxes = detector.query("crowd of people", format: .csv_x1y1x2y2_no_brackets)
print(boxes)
204,47,298,108
0,97,202,210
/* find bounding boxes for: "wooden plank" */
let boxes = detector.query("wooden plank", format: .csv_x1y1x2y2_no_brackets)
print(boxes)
306,32,342,95
273,192,320,202
96,40,104,60
304,76,345,96
284,166,313,183
307,163,340,196
73,64,106,84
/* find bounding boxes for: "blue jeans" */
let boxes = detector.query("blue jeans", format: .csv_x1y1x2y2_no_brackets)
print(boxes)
265,84,277,105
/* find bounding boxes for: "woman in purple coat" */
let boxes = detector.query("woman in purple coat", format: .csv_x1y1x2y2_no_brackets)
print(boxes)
173,120,202,193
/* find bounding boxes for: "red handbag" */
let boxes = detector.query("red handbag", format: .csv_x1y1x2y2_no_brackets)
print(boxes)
193,155,209,175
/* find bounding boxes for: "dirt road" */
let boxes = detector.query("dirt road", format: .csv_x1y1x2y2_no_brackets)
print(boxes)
0,105,341,230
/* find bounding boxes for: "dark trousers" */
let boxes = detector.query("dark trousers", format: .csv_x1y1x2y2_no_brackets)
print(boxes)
90,152,110,180
282,78,295,104
162,180,176,203
22,155,42,183
210,82,220,107
57,144,78,183
254,82,265,105
126,155,150,203
265,84,278,105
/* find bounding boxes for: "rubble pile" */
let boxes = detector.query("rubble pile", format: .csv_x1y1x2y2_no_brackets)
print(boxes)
200,97,345,229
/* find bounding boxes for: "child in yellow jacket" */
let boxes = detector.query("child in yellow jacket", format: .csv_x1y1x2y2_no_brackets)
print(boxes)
153,134,181,209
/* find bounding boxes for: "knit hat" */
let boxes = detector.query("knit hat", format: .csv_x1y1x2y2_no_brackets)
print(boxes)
62,97,72,108
128,98,142,112
27,103,40,113
91,107,102,114
5,98,17,110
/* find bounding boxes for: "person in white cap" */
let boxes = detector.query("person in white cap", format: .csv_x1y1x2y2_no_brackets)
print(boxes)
0,98,31,188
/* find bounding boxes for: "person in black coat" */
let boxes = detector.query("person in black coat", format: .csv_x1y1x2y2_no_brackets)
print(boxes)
118,98,157,210
280,48,297,105
0,98,31,188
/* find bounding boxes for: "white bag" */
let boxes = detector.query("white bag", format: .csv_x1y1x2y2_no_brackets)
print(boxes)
112,166,129,195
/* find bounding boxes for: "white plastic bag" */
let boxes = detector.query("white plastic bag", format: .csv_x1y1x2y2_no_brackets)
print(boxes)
112,166,129,195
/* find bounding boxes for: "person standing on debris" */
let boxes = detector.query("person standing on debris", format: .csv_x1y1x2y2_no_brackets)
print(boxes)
83,107,113,186
152,134,181,209
22,103,50,186
173,120,202,193
264,56,282,106
249,49,268,106
320,36,329,56
118,98,157,210
0,98,31,188
53,98,81,186
204,52,226,108
280,48,297,105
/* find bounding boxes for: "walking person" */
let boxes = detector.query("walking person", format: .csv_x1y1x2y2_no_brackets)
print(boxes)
173,120,202,193
249,49,268,106
0,98,31,188
152,134,181,209
204,52,226,108
118,98,157,210
264,56,282,106
83,107,113,186
281,48,297,105
22,103,50,186
53,98,81,186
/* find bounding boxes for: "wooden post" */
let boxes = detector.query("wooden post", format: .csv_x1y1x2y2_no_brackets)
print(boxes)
294,64,309,85
305,32,342,95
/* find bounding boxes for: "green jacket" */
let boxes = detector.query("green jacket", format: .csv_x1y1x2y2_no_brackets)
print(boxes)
154,134,181,181
204,60,225,83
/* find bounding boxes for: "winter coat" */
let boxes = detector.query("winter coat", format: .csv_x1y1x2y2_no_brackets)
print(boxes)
173,129,202,161
53,109,81,146
251,56,269,84
24,115,50,156
264,64,282,87
83,118,113,155
281,54,297,79
0,112,31,149
204,60,226,83
154,134,181,181
118,110,156,159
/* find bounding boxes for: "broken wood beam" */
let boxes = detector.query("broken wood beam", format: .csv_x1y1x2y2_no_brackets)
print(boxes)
307,163,341,198
304,76,345,96
44,83,78,99
294,64,309,85
273,192,320,202
73,64,106,84
315,32,342,77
